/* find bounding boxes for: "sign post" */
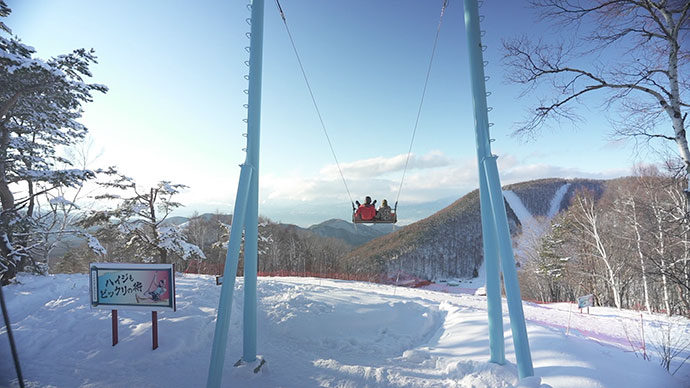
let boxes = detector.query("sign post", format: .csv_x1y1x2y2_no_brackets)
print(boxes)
152,311,159,350
90,263,175,350
111,310,118,346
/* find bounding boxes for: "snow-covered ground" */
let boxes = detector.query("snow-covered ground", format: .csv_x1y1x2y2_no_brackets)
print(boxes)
1,273,688,388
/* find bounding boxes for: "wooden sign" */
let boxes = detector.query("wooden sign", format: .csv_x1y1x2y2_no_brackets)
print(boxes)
90,263,176,311
90,263,175,349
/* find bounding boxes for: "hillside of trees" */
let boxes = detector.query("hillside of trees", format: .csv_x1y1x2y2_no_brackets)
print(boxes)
343,178,604,281
55,213,355,277
519,172,690,316
49,178,604,282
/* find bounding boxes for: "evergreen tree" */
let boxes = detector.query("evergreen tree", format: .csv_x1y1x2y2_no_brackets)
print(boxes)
0,1,107,283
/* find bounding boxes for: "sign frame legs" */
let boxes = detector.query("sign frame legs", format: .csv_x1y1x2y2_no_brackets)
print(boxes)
111,309,159,350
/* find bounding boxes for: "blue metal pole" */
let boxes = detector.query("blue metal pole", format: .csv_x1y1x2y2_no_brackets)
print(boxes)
242,0,265,363
483,156,534,379
479,167,505,364
206,164,254,388
462,0,504,365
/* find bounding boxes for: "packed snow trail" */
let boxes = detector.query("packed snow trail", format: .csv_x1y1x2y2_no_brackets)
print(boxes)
502,190,539,234
503,184,570,263
1,274,688,388
449,184,572,291
547,183,570,218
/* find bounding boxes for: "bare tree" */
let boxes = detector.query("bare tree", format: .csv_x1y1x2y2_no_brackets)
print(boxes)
504,1,690,186
623,195,654,313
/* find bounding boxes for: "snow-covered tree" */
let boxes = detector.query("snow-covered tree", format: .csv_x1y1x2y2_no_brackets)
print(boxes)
0,1,107,283
80,175,204,265
533,220,571,301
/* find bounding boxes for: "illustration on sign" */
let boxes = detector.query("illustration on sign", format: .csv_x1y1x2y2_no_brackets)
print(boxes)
90,263,175,311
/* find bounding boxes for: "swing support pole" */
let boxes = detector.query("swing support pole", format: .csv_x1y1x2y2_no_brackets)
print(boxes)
206,0,265,386
206,164,254,388
462,0,533,379
242,0,265,364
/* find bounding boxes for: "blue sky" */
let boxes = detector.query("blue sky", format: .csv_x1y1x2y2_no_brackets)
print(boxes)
6,0,654,226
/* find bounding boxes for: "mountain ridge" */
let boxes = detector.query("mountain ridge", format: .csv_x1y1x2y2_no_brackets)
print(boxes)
343,178,606,280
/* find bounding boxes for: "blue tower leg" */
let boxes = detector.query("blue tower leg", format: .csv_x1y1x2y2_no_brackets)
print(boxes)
483,156,534,378
462,0,505,365
479,164,506,365
242,0,265,364
206,164,254,388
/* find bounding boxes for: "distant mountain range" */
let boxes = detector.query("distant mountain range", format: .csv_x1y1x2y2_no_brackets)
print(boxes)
307,219,395,246
240,196,458,228
49,178,607,281
162,179,605,268
162,213,233,227
164,214,398,248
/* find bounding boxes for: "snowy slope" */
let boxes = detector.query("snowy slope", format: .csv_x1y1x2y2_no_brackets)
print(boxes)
1,273,688,388
441,184,571,293
503,184,570,263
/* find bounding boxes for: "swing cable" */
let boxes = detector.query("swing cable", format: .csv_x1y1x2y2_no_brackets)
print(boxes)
394,0,449,212
274,0,356,210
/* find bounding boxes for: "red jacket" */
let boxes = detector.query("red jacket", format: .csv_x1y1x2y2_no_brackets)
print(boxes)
355,204,376,221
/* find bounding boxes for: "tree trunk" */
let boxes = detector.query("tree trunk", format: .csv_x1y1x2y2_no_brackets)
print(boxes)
630,199,653,313
0,124,18,284
581,198,622,309
660,11,690,195
147,188,168,264
652,205,673,315
0,125,14,211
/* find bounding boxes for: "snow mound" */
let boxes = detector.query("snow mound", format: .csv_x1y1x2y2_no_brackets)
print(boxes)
259,280,443,360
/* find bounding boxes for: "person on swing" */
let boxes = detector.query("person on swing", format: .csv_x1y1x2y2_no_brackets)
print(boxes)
355,196,377,221
376,199,393,221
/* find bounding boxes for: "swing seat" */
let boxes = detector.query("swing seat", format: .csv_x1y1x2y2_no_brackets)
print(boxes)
352,212,397,224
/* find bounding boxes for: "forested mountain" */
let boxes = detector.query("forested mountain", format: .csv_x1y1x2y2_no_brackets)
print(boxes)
308,219,393,246
520,174,690,316
344,178,604,280
51,179,602,280
170,215,390,248
47,174,690,316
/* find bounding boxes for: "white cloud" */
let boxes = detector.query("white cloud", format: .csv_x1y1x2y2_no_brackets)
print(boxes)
497,154,628,183
319,150,452,179
260,153,628,208
176,151,630,226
